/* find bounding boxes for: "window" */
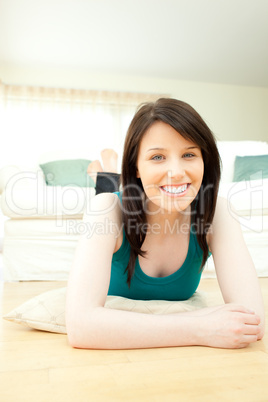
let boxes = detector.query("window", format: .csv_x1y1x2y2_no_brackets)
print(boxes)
0,81,165,168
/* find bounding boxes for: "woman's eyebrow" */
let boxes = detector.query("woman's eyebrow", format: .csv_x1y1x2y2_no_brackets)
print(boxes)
146,147,166,153
146,145,199,153
146,146,198,153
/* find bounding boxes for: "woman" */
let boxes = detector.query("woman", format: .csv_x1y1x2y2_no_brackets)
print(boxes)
66,98,264,349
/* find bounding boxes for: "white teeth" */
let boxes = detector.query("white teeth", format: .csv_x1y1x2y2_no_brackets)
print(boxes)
162,185,188,194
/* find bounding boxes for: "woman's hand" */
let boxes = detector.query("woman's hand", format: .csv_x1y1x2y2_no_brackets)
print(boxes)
195,304,261,349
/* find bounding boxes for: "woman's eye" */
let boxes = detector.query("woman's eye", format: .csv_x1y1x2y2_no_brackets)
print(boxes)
183,153,195,158
151,155,164,161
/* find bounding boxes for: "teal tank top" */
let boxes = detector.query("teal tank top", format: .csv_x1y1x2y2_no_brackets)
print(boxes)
108,192,208,301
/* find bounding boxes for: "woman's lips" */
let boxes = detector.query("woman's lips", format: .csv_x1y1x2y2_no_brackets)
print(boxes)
159,183,190,197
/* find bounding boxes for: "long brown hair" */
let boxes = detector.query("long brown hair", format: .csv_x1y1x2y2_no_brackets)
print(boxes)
121,98,221,286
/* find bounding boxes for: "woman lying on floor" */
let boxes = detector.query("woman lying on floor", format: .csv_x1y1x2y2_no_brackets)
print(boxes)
66,98,265,349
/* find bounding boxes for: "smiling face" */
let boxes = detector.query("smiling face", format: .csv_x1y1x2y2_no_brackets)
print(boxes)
136,121,204,214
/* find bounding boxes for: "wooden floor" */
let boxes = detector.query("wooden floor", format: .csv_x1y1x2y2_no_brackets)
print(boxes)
0,278,267,402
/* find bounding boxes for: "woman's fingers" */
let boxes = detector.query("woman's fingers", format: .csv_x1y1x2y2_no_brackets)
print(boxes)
244,324,261,335
235,336,258,349
232,310,261,337
243,313,261,325
223,304,261,326
225,304,255,314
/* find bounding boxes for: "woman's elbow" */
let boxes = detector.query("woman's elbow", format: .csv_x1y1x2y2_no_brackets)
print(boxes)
66,317,84,348
66,325,97,349
65,311,102,349
66,326,83,349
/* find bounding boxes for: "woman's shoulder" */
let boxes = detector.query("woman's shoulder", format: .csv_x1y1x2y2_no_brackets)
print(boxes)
83,192,123,253
88,193,120,213
83,192,123,224
206,196,240,247
212,196,232,222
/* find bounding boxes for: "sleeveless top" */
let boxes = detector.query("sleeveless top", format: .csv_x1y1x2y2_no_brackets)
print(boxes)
107,192,209,301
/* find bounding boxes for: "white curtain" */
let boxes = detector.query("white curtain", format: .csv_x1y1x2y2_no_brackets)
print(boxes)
0,81,164,168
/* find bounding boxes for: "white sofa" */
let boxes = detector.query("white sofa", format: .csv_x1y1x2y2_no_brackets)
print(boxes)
0,141,268,281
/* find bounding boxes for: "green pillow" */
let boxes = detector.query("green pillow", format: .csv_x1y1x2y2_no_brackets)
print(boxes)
40,159,95,187
233,155,268,182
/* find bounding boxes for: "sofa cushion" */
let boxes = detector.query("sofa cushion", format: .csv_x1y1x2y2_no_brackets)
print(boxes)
233,154,268,182
40,159,95,187
1,184,96,219
217,141,268,183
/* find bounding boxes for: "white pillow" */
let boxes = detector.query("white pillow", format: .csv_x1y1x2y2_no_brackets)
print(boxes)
3,287,207,334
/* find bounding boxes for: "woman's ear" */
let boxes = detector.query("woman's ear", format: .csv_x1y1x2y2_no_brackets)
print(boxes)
136,168,140,178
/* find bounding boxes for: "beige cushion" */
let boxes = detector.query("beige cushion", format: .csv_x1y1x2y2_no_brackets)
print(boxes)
3,287,207,334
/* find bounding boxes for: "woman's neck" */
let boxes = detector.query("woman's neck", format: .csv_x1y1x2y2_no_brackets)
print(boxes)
145,205,191,237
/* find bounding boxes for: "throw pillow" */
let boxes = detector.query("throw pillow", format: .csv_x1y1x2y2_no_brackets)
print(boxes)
3,287,207,334
233,154,268,182
40,159,95,187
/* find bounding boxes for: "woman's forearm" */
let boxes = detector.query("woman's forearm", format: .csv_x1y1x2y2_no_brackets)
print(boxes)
67,306,199,349
66,302,262,350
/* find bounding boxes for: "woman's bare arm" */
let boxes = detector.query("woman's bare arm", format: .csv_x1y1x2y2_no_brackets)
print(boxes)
207,197,265,340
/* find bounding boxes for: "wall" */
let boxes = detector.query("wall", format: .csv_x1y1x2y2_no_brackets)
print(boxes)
1,63,268,142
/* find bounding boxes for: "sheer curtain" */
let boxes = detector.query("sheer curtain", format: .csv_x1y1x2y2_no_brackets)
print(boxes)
0,81,164,168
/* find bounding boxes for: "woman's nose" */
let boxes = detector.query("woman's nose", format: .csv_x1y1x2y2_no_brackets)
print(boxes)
167,159,185,179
